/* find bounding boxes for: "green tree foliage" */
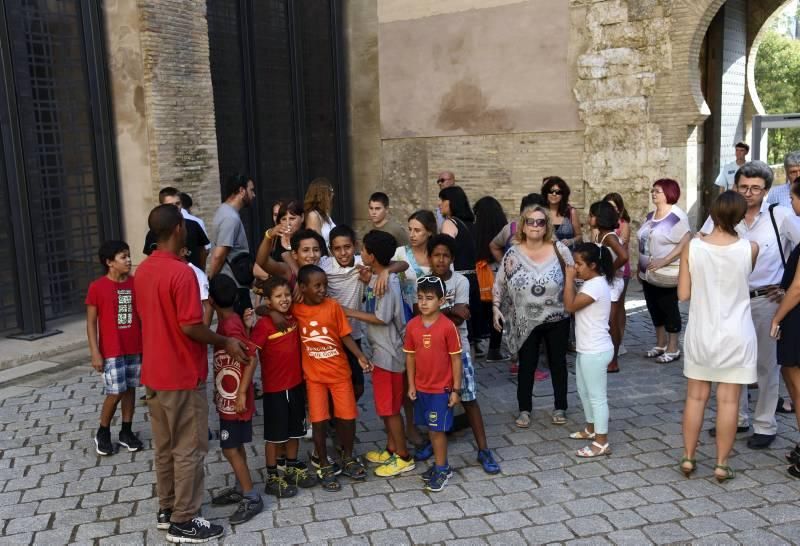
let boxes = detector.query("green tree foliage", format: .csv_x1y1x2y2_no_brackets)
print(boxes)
754,29,800,165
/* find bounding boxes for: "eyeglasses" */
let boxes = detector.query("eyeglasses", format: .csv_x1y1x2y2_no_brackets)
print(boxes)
650,189,663,195
417,276,445,291
736,185,765,195
548,190,562,196
524,218,547,228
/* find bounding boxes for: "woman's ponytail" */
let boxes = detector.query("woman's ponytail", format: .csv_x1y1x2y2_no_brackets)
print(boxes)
597,245,615,283
573,242,615,284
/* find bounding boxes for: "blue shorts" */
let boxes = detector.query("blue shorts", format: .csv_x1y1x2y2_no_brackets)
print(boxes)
220,419,253,449
103,354,142,395
414,392,454,432
460,349,477,402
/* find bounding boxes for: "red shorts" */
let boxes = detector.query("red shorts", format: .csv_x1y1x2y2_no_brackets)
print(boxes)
306,379,358,423
372,367,404,417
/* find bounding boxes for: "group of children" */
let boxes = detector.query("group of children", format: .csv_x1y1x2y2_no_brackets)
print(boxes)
86,215,504,528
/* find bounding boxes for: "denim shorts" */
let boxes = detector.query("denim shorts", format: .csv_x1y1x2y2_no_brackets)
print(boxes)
103,354,142,395
460,349,477,402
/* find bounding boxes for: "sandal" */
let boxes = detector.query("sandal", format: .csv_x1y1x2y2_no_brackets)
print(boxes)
777,396,795,414
785,444,800,465
551,410,567,425
576,441,611,458
607,361,620,373
788,463,800,479
515,411,531,428
655,350,681,364
341,456,367,481
679,456,696,478
569,428,596,440
713,464,735,483
645,345,667,358
317,465,341,491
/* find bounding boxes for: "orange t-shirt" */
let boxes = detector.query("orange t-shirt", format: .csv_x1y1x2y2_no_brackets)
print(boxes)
292,298,353,383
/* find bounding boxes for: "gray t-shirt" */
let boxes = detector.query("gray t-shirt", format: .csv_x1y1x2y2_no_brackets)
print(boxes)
442,272,470,349
375,219,410,247
211,203,250,287
363,273,406,373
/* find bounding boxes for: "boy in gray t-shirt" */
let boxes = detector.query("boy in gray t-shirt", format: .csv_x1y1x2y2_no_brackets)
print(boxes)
343,230,414,477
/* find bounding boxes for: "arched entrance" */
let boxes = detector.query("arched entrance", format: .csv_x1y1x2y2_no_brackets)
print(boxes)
695,0,794,219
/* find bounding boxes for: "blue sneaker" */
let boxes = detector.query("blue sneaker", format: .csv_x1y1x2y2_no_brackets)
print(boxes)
414,441,433,461
425,466,452,492
421,464,453,483
477,449,501,474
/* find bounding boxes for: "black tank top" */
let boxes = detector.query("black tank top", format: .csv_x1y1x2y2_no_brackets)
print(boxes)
448,217,477,272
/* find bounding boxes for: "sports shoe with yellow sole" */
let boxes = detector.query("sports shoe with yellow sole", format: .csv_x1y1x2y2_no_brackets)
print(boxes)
374,454,416,477
365,449,392,464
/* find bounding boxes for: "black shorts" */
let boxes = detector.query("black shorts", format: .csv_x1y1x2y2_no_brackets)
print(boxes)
219,419,252,449
345,338,365,387
262,383,307,443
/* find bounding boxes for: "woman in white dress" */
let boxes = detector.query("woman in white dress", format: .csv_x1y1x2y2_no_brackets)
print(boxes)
678,191,758,482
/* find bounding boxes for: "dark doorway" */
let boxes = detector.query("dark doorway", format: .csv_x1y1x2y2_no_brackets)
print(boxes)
207,0,349,249
0,0,119,335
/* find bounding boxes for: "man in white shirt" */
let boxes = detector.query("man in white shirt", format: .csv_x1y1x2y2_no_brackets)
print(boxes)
766,151,800,209
702,161,800,449
179,192,210,244
714,142,748,192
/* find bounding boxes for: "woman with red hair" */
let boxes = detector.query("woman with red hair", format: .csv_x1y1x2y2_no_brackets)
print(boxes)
637,178,691,363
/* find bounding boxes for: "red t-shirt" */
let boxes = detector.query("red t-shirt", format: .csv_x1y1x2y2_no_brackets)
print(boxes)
134,251,206,390
85,275,142,359
214,314,257,421
403,314,462,393
292,298,352,383
250,315,303,392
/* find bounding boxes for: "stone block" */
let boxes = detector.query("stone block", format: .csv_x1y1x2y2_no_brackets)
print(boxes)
407,522,454,543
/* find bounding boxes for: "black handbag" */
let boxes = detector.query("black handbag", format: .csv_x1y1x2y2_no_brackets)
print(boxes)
226,252,255,286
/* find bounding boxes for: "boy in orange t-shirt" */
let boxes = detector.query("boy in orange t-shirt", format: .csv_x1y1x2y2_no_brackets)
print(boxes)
292,264,373,492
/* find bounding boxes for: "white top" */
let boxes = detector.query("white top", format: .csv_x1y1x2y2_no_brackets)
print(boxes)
575,276,613,354
319,255,365,340
189,263,209,301
683,238,757,384
766,183,792,208
701,200,800,289
714,160,742,191
637,205,691,280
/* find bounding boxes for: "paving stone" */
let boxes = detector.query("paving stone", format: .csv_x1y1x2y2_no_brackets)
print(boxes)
75,521,117,541
485,510,530,532
38,496,80,514
456,497,497,516
486,530,527,545
313,499,354,520
350,494,393,515
642,522,694,545
635,484,682,503
771,521,800,542
635,501,686,523
275,506,313,527
304,520,348,542
2,533,33,545
5,513,51,534
99,502,135,520
346,513,387,534
490,491,538,511
565,514,614,537
33,528,75,545
754,503,800,524
80,491,116,508
384,506,426,528
524,503,571,525
265,525,306,545
520,522,574,543
421,501,464,521
117,484,153,502
605,508,648,530
564,497,612,517
0,491,21,507
449,516,493,538
603,490,647,509
733,528,790,545
65,477,101,496
606,529,651,545
681,516,734,537
677,497,725,516
56,507,100,527
390,490,432,509
407,522,454,543
369,528,410,544
0,501,38,519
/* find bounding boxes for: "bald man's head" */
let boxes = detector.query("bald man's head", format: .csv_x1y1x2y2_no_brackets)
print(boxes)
148,204,184,243
436,171,455,189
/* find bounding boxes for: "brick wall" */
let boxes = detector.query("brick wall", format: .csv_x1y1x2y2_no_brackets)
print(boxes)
136,0,221,228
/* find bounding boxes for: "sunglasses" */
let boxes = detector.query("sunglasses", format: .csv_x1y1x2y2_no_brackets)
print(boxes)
436,178,450,185
417,276,445,291
548,190,563,196
524,218,547,228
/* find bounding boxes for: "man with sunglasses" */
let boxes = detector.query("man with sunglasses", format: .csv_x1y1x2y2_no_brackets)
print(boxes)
435,171,456,230
701,161,800,449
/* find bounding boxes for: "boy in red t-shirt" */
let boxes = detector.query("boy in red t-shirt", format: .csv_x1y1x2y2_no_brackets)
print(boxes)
292,265,372,492
86,240,143,456
404,276,462,492
208,276,262,525
250,277,318,498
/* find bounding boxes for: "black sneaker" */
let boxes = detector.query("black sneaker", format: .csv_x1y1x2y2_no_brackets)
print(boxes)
119,429,144,452
709,425,749,437
166,516,223,543
485,349,509,363
229,496,263,525
284,464,318,488
264,474,298,498
95,428,113,456
747,433,776,450
211,487,243,506
157,508,172,530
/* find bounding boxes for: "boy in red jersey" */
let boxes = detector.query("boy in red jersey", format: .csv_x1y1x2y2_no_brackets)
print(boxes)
86,240,143,456
250,277,318,498
292,264,372,492
208,275,262,525
405,276,462,492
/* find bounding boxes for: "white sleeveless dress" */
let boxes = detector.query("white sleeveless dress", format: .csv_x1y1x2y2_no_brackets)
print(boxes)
683,238,757,384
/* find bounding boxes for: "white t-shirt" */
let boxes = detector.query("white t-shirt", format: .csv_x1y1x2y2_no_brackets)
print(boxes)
714,160,742,191
637,205,691,280
575,276,613,355
320,255,365,340
189,263,209,301
442,272,471,349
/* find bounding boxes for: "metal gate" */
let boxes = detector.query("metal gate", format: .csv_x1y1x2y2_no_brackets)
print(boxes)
207,0,349,248
0,0,119,336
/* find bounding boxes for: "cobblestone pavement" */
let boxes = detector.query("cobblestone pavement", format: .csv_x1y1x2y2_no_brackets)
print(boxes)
1,289,800,545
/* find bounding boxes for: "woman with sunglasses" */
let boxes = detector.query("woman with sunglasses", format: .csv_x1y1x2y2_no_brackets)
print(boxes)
492,205,573,428
542,176,582,250
638,178,691,364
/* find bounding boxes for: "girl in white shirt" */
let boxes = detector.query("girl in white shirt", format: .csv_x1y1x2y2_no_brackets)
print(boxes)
563,243,615,458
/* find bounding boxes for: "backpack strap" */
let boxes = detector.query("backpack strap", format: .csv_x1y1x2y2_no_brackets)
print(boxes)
769,203,787,267
553,240,566,276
